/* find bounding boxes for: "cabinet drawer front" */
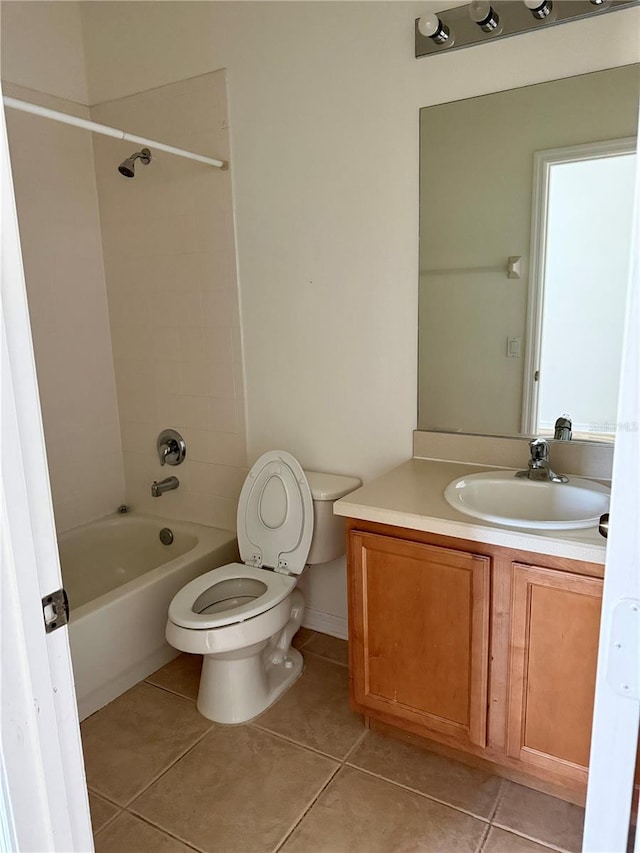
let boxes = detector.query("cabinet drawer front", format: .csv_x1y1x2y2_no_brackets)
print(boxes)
507,563,603,784
349,531,490,748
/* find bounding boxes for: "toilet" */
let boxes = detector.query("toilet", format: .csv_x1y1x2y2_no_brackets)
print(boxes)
166,450,360,724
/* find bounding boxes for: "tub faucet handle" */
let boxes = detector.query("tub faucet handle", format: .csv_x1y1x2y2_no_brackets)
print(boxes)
157,429,186,466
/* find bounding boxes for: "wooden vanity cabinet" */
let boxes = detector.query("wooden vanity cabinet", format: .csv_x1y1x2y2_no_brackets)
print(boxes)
346,518,605,799
348,531,491,749
506,563,603,787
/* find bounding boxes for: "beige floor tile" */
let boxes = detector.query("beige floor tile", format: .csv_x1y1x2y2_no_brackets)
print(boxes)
81,682,212,805
131,725,338,853
146,653,203,701
88,791,120,834
483,826,556,853
348,731,502,819
94,812,195,853
254,654,363,758
281,766,487,853
303,632,349,666
494,782,584,853
292,627,317,649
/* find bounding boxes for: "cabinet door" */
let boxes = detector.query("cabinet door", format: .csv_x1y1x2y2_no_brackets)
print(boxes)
507,563,603,785
349,531,491,748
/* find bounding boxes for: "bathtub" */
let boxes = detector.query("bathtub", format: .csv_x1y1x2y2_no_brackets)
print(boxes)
59,514,238,720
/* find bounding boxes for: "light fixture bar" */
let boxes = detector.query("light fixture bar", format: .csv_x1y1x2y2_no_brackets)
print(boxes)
2,96,228,169
416,0,639,58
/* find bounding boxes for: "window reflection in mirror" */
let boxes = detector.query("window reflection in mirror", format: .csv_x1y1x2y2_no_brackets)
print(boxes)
418,64,640,442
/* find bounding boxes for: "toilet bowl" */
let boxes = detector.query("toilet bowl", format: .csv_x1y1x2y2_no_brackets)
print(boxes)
166,450,360,724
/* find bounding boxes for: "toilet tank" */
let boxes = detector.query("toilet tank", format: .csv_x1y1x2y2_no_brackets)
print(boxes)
304,471,361,565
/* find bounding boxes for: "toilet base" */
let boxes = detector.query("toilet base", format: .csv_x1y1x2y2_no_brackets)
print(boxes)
197,645,304,724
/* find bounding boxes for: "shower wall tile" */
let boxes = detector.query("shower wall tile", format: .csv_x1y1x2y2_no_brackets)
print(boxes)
4,82,126,532
92,70,247,530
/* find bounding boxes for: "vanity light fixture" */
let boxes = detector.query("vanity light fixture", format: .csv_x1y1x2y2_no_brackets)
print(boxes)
415,0,639,58
469,1,501,32
523,0,553,20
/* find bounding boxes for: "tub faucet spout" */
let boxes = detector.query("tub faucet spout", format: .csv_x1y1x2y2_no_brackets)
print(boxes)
151,476,179,497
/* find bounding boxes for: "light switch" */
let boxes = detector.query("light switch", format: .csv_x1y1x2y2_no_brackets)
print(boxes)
507,336,521,358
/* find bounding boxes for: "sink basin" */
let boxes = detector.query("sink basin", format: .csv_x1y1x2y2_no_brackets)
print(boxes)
444,471,610,530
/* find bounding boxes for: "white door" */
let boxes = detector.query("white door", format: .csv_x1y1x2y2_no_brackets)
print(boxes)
582,126,640,851
1,92,93,851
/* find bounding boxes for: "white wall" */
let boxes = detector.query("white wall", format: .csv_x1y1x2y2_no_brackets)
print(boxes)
3,82,126,532
91,72,247,529
1,1,89,104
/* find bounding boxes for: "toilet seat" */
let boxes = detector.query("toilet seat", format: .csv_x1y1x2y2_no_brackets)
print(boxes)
168,451,313,633
168,563,296,630
237,450,313,575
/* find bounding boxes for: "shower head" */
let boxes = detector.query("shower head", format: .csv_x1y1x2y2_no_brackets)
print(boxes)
118,148,152,178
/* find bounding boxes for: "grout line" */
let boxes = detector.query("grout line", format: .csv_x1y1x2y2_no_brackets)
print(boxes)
294,631,318,651
91,806,123,839
341,727,369,764
341,763,492,824
248,722,347,763
122,724,215,810
301,649,349,669
491,822,574,853
475,821,492,853
142,679,199,707
143,679,197,704
488,777,506,824
122,808,205,853
271,764,343,853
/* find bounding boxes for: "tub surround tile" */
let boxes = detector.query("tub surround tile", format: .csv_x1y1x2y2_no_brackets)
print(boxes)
348,730,502,820
253,653,364,760
494,782,584,853
482,827,558,853
146,653,203,702
130,726,338,853
303,633,349,667
88,792,120,834
94,812,196,853
280,765,487,853
81,682,212,805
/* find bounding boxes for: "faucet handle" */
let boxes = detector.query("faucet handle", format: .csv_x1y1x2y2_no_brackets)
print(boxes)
156,429,186,467
529,437,549,462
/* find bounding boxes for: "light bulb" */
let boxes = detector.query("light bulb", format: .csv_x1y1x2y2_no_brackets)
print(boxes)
523,0,553,18
417,13,451,44
469,1,500,32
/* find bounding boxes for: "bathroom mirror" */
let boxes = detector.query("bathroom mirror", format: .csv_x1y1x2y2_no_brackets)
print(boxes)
418,64,640,442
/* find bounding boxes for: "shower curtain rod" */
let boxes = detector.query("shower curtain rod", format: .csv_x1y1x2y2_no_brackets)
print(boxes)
2,96,228,170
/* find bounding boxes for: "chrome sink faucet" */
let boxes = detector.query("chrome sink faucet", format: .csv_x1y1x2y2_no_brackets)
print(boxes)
516,438,568,484
553,415,572,441
151,476,179,497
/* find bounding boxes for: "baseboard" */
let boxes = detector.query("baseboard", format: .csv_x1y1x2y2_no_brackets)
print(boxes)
302,607,348,640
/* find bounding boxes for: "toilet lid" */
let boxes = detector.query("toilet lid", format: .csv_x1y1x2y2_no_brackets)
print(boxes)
237,450,314,575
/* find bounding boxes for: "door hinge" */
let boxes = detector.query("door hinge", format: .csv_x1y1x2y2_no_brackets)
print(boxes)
607,598,640,700
42,588,69,633
534,370,540,382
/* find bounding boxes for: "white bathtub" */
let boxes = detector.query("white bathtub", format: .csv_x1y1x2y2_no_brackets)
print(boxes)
59,514,238,720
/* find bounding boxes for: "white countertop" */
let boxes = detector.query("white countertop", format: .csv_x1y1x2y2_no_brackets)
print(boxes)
334,458,607,565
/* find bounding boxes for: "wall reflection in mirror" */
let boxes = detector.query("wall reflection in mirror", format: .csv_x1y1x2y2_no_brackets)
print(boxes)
418,65,639,443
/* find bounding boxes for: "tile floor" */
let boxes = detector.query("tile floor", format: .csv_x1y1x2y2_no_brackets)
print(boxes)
84,629,585,853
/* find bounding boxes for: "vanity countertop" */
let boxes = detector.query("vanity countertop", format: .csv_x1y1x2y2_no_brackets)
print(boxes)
333,458,607,565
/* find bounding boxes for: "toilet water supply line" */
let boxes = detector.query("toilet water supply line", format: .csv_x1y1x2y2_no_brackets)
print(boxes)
2,96,228,170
